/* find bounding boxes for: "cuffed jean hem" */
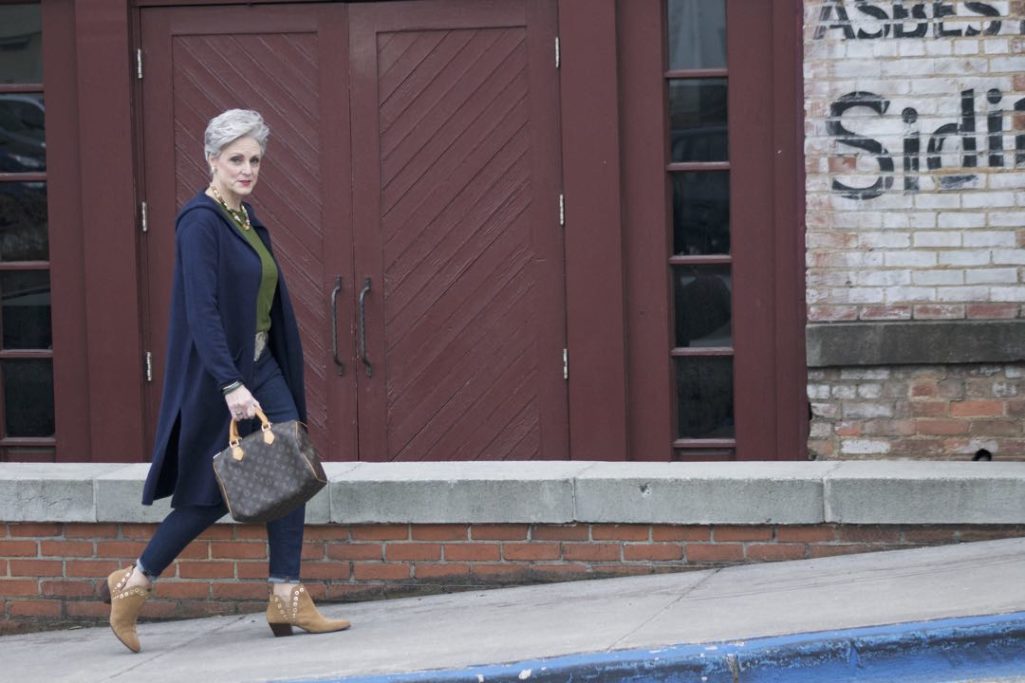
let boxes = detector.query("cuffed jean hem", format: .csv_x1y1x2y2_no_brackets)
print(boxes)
267,575,302,584
135,558,159,581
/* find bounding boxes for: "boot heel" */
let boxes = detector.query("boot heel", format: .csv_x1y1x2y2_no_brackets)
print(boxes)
99,580,111,605
269,622,294,637
104,566,149,653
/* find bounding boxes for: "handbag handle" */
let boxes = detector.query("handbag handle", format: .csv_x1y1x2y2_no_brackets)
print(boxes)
228,408,274,460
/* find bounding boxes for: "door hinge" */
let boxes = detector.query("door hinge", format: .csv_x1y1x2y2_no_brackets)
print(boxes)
559,193,565,227
562,348,568,380
136,49,143,79
555,37,560,69
140,201,148,233
144,351,153,383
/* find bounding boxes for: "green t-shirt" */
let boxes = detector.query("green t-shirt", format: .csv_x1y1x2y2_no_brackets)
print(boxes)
220,205,278,333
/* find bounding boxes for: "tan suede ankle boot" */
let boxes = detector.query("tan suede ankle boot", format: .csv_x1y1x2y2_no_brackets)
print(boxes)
266,584,351,637
99,566,150,653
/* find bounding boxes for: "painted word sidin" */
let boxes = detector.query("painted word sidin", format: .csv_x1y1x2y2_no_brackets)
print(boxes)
828,88,1025,199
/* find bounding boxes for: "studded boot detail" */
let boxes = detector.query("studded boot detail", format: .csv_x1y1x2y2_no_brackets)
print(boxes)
266,584,351,637
99,566,150,653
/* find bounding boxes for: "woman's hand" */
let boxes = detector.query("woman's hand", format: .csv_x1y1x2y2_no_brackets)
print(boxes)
225,385,261,421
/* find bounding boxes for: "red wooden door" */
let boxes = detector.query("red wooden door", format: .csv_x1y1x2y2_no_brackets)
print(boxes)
349,0,569,461
139,0,568,461
139,4,355,459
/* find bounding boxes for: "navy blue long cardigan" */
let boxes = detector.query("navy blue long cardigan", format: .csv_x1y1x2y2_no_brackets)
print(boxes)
142,191,307,508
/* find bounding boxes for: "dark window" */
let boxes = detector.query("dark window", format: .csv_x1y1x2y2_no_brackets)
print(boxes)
0,4,43,84
672,171,729,255
665,0,734,458
0,3,52,460
667,0,726,70
674,356,733,439
668,79,727,163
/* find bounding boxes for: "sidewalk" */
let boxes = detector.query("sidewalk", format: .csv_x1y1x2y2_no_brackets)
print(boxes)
5,538,1025,682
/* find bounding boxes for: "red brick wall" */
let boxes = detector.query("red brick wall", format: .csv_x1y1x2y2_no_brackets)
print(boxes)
808,365,1025,459
4,521,1025,634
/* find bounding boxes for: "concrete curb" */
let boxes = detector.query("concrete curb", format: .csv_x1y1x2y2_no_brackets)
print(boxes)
3,460,1025,525
294,611,1025,683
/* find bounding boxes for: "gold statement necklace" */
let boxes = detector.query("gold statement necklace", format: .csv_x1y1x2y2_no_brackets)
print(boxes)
209,184,252,231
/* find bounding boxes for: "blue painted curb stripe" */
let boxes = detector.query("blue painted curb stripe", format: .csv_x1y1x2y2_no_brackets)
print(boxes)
278,611,1025,683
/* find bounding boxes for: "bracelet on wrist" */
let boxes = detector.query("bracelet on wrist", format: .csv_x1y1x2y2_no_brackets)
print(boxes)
221,380,244,395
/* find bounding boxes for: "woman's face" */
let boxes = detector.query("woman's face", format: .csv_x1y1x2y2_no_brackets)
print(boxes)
209,136,262,203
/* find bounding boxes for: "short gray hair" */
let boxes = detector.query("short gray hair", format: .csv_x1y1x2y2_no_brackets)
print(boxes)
204,109,270,159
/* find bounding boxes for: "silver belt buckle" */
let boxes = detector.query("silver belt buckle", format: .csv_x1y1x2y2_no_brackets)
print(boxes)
254,331,268,361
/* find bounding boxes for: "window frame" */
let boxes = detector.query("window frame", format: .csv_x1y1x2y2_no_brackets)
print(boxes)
0,1,55,460
664,0,736,454
0,0,113,462
621,0,807,461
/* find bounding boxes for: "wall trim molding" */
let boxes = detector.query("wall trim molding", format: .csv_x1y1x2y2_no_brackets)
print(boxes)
807,321,1025,368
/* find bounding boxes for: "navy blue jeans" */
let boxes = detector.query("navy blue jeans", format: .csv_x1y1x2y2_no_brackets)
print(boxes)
138,350,305,582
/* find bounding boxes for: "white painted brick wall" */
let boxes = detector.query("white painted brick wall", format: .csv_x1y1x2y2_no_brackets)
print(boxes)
993,249,1025,264
963,231,1017,247
859,232,911,249
961,192,1018,208
913,270,965,286
804,0,1025,321
913,232,962,247
965,267,1018,284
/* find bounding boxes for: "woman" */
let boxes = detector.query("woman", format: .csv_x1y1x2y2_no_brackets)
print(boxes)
101,109,350,653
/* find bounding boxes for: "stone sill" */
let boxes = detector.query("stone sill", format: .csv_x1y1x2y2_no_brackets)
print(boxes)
3,461,1025,526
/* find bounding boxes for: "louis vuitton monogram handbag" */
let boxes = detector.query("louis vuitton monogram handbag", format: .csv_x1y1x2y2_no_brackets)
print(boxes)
212,409,327,523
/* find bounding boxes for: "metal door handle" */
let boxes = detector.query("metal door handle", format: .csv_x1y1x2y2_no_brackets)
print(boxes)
330,276,344,376
358,277,373,377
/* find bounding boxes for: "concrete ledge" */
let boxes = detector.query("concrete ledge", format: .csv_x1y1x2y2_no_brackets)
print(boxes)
4,460,1025,526
330,462,586,524
824,461,1025,524
574,462,833,524
806,320,1025,367
0,463,125,523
